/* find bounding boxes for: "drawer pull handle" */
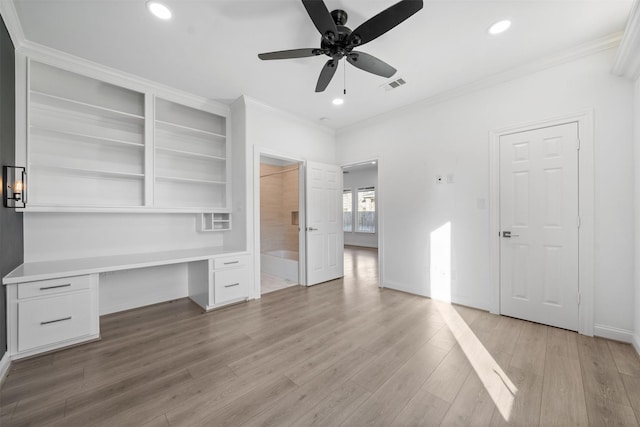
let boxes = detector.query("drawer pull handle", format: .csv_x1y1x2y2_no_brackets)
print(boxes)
224,283,240,288
223,261,239,265
40,283,72,291
41,316,72,325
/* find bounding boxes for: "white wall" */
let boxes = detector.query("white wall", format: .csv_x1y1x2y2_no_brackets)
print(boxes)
337,49,635,337
635,77,640,352
240,96,336,295
343,166,378,248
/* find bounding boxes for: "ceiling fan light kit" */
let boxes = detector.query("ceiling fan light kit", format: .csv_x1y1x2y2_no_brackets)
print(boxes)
258,0,424,92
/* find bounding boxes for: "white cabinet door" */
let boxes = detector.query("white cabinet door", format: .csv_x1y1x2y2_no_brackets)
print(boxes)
305,161,344,286
500,122,579,331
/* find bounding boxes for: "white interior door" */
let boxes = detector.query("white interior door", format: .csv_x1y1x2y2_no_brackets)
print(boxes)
305,161,344,286
500,122,579,331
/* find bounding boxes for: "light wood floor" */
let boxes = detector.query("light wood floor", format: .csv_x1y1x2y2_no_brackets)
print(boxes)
1,246,639,426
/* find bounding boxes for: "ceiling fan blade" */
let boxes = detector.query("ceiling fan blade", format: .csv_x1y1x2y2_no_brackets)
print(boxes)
348,0,423,46
258,48,321,60
315,59,338,92
302,0,338,43
347,52,396,78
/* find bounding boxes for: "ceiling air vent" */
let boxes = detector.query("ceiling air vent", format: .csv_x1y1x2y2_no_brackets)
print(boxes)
382,77,406,91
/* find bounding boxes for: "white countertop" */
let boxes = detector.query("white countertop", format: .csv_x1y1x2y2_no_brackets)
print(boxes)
3,246,247,284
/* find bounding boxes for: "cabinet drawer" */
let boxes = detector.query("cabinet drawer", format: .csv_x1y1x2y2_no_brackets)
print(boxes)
18,291,94,352
214,268,248,304
214,255,248,270
18,275,91,299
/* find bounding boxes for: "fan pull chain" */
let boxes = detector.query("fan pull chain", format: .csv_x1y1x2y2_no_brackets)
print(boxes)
343,59,347,95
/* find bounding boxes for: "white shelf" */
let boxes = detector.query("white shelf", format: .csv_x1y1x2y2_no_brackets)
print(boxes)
31,91,144,122
155,175,226,185
156,147,225,161
30,125,144,149
31,164,144,180
156,119,225,139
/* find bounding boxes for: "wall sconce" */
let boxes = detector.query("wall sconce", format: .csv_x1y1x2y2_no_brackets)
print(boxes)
3,166,27,208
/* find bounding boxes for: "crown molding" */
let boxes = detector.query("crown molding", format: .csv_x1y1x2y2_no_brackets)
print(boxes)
242,95,335,137
338,32,623,135
0,0,25,48
613,0,640,80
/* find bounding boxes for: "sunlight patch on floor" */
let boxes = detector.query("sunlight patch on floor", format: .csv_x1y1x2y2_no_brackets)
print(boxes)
435,301,518,421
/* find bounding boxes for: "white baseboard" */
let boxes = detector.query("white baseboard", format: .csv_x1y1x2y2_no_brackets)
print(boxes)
593,324,635,343
633,333,640,356
0,351,11,387
382,280,429,298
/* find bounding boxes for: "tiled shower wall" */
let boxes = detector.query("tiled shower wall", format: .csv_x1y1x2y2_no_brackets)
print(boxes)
260,163,299,253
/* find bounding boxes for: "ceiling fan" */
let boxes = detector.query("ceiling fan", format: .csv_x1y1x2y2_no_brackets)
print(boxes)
258,0,424,92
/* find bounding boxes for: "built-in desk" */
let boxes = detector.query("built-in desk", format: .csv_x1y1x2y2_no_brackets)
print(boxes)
2,247,250,360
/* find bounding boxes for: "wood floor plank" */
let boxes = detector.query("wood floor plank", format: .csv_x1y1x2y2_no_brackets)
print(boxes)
489,365,543,426
53,369,194,427
510,321,548,375
584,393,639,426
421,345,472,403
391,389,450,427
350,318,443,393
540,354,589,426
608,340,640,377
622,373,640,423
439,369,497,426
89,366,237,427
341,342,448,426
241,348,372,427
289,381,371,427
193,375,297,427
546,327,580,359
579,336,632,407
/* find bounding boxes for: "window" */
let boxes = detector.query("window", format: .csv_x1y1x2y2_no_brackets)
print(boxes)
357,187,376,233
343,190,353,232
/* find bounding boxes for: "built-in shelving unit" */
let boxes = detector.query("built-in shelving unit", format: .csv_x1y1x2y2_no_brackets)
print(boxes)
154,98,228,209
28,61,146,207
24,59,231,216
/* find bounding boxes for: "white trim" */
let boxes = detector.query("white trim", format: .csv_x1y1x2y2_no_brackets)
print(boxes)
338,34,620,135
0,0,25,48
340,157,384,287
489,109,595,336
594,324,635,343
0,351,11,387
613,0,640,80
633,333,640,356
253,148,307,297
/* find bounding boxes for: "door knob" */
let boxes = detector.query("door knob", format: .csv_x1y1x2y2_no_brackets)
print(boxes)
502,231,520,238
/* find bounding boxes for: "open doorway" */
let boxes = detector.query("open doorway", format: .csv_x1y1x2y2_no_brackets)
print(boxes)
342,160,381,286
259,155,303,294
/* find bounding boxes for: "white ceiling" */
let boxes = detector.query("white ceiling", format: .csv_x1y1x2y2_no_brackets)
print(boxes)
12,0,634,129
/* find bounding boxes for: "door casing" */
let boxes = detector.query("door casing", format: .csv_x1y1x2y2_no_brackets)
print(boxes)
489,110,594,336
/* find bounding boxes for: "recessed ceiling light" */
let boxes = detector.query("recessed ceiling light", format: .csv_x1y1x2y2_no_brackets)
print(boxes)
147,1,172,20
488,20,511,35
332,98,344,106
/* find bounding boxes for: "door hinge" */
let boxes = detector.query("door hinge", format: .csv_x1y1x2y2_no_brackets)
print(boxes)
577,293,581,305
577,215,581,228
576,138,581,151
